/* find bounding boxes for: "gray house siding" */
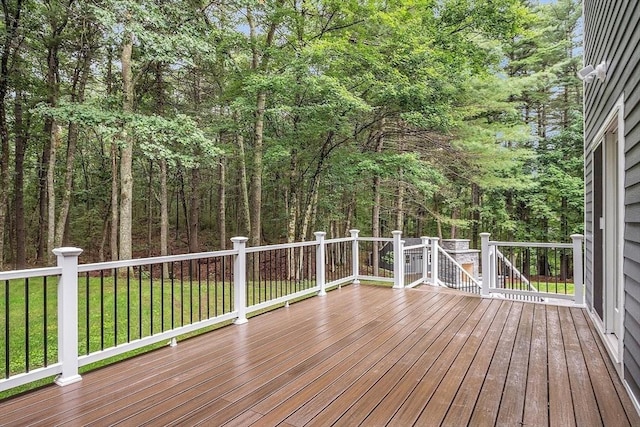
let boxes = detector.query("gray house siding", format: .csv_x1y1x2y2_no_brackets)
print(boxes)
584,0,640,406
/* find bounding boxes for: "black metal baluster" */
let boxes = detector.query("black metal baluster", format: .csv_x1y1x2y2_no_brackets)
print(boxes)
268,250,273,300
150,264,154,335
180,261,184,326
227,257,232,312
221,258,226,313
250,253,255,305
161,263,165,331
170,262,175,329
4,280,9,378
189,260,193,325
195,261,201,320
86,273,90,355
101,273,106,350
43,276,47,367
25,278,29,372
213,258,218,317
554,247,558,294
136,266,142,339
206,258,210,318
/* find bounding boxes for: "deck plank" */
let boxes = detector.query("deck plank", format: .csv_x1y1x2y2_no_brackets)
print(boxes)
558,306,601,426
546,305,576,427
467,302,524,426
571,307,636,427
578,307,640,427
0,285,637,427
522,303,549,426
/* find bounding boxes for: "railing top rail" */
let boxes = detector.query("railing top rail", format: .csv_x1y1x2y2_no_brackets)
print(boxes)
245,240,318,253
78,249,238,272
489,241,574,249
325,237,354,244
357,237,394,243
0,266,62,281
404,243,428,251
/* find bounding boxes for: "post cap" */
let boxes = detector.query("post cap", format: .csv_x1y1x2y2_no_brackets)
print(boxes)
314,231,327,238
230,236,249,243
52,247,83,257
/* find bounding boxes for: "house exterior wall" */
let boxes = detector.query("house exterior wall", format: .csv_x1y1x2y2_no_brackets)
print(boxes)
584,0,640,408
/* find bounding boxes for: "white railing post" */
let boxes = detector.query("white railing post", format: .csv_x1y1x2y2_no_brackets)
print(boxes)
421,236,429,284
431,237,440,286
571,234,585,306
315,231,327,296
53,247,83,386
392,231,404,289
480,233,491,297
350,229,360,285
232,237,249,324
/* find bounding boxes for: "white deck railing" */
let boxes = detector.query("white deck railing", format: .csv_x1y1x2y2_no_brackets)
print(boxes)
0,230,584,394
480,233,584,305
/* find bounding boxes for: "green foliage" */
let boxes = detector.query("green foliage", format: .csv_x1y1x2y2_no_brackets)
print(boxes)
0,0,584,264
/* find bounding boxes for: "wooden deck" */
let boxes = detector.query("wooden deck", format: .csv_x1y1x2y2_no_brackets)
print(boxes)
1,284,638,426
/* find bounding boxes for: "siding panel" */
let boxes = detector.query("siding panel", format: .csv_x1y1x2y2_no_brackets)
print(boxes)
584,0,640,411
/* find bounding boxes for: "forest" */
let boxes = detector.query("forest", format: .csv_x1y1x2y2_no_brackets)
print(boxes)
0,0,583,268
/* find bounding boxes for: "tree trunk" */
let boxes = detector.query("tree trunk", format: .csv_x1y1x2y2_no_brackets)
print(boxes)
434,195,443,239
147,160,153,255
55,47,91,247
160,159,169,276
395,175,405,232
246,1,283,247
236,130,251,237
47,125,62,263
0,0,22,269
286,150,298,279
249,91,266,247
371,125,384,275
110,142,119,260
450,207,459,239
471,183,480,249
189,168,201,253
119,32,134,260
13,90,26,268
218,159,226,249
37,119,52,262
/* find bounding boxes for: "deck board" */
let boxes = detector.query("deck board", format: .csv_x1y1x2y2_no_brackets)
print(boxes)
522,303,549,426
559,306,601,426
0,284,638,427
546,305,576,427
